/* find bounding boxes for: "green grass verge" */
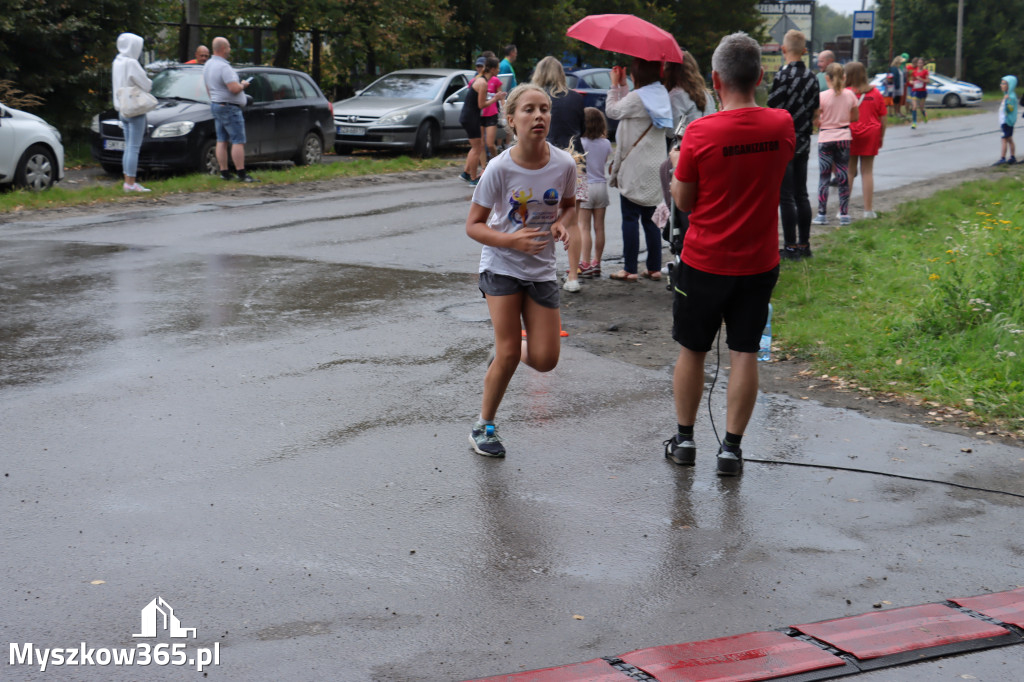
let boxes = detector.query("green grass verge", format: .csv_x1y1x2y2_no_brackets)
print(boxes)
1,155,458,214
775,174,1024,429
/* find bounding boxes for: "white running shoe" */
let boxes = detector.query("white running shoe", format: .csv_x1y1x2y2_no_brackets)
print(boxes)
863,210,878,219
562,278,581,293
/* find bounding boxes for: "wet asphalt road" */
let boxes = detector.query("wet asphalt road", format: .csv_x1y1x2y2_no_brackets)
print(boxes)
2,112,1023,681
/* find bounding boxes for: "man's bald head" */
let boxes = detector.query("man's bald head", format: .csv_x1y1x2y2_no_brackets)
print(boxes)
212,37,230,57
817,50,834,70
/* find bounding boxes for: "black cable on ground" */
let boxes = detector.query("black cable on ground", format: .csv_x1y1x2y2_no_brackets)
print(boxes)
743,457,1024,500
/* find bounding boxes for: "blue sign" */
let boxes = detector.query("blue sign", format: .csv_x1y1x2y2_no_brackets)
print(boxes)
852,11,875,39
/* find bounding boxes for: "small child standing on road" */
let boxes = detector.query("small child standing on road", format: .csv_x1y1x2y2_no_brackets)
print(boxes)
578,107,612,279
465,84,578,458
994,75,1018,166
814,62,859,226
845,61,887,219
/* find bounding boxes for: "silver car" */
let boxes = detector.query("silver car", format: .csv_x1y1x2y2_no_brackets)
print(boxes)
333,68,476,157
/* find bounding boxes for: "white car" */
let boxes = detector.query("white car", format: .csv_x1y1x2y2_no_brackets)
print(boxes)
870,72,983,108
0,102,65,190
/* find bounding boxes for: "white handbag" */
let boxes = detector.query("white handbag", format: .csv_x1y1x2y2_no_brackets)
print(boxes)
117,85,157,117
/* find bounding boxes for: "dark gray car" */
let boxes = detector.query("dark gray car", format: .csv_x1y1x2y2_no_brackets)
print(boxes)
332,68,476,157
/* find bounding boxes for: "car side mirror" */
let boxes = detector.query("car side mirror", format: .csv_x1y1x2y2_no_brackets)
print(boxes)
445,93,461,105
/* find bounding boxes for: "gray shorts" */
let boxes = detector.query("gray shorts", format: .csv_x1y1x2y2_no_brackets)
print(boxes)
479,271,560,309
581,182,610,209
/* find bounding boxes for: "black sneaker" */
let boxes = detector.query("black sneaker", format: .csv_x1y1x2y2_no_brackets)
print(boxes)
469,423,505,458
220,171,233,181
237,173,259,183
795,245,813,259
780,246,801,261
716,445,743,476
663,434,696,465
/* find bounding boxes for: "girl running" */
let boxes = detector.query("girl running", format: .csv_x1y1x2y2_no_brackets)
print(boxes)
465,84,578,458
814,62,859,226
578,107,612,278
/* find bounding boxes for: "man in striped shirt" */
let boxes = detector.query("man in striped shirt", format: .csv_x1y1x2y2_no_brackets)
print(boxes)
767,30,820,260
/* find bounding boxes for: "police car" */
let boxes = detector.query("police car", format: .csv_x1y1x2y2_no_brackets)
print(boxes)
871,72,982,108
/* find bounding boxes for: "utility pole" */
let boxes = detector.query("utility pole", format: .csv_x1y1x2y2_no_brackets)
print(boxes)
186,0,200,54
955,0,964,80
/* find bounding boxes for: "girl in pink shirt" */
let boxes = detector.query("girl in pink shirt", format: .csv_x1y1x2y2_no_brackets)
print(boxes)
814,62,859,225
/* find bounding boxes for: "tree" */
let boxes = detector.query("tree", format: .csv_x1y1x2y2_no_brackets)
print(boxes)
813,4,852,54
0,0,168,134
869,0,1024,86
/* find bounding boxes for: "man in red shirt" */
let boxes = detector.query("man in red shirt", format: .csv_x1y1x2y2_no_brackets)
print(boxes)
665,31,795,476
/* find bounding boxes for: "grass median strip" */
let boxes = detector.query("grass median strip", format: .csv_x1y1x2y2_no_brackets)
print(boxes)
0,155,459,214
774,173,1024,432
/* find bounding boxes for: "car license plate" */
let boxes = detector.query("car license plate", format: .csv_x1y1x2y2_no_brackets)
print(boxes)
337,125,365,136
103,139,126,151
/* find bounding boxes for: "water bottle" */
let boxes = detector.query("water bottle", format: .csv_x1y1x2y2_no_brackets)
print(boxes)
757,303,773,362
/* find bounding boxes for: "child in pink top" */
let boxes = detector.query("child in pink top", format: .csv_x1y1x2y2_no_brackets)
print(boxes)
814,62,859,226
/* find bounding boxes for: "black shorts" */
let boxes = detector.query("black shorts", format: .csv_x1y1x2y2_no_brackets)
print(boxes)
481,114,498,127
672,263,779,353
892,95,903,105
461,118,482,139
1002,124,1014,139
479,271,560,309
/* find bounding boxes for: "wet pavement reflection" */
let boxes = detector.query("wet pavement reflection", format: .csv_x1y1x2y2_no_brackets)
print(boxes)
1,178,1022,681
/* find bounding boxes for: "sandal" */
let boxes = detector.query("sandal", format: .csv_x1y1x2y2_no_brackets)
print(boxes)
609,270,639,282
641,270,662,281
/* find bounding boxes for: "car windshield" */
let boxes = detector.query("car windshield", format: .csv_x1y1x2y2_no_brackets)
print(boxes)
151,69,210,103
360,74,446,99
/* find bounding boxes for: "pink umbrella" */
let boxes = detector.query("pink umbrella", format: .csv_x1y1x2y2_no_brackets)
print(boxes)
567,14,683,64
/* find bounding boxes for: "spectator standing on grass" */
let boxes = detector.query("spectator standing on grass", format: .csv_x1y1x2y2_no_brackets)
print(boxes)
665,31,794,476
499,44,518,89
768,29,819,260
459,57,506,186
531,56,586,292
813,62,858,227
203,37,257,183
845,61,887,219
112,32,153,193
606,58,672,282
578,107,612,279
887,56,907,118
993,75,1018,166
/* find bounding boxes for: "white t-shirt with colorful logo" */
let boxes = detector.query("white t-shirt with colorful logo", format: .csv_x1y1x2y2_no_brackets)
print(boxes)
471,143,578,282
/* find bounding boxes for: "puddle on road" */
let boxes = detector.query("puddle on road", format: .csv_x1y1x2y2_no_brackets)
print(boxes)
0,242,463,388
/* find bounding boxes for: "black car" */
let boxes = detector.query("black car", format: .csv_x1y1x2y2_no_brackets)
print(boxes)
91,65,335,175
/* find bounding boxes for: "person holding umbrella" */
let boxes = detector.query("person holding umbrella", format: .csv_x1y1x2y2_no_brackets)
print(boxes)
606,58,673,281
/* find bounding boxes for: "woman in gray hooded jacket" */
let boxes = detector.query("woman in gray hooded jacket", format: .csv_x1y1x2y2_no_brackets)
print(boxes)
112,32,153,192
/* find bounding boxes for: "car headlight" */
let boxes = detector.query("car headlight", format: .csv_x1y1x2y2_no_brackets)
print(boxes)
376,110,410,125
90,114,100,133
152,121,196,138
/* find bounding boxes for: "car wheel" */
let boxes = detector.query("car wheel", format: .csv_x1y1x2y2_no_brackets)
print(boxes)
100,162,123,176
15,145,57,191
198,139,220,175
294,132,323,166
414,120,438,158
943,93,961,108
